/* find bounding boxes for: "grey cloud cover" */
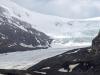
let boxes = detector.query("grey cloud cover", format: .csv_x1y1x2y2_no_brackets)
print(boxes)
12,0,100,19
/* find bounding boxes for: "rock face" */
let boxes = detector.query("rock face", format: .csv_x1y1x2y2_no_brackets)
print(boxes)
92,31,100,55
0,6,52,53
27,32,100,75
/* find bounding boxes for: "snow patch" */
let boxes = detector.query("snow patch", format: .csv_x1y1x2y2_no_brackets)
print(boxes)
8,43,17,47
69,63,79,72
42,67,51,70
18,25,28,32
0,74,4,75
20,43,34,48
1,36,6,39
88,49,92,52
66,50,79,54
34,71,46,75
58,68,68,72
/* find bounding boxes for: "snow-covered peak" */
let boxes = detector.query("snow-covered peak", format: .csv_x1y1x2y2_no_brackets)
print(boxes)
0,0,70,22
0,0,72,35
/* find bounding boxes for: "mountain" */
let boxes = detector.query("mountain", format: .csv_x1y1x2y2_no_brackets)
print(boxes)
0,0,99,48
0,0,53,53
0,0,99,50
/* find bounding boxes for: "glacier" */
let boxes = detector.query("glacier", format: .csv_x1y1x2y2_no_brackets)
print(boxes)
0,46,88,70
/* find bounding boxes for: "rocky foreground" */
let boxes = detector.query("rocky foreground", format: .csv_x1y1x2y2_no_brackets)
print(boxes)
0,32,100,75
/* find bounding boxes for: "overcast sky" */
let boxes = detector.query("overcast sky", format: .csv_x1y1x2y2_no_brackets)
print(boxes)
12,0,100,19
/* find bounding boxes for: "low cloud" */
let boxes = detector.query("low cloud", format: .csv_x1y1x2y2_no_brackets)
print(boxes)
12,0,100,19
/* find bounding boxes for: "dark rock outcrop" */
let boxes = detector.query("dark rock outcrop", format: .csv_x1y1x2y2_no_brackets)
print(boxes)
92,31,100,55
0,6,53,53
0,69,42,75
27,32,100,75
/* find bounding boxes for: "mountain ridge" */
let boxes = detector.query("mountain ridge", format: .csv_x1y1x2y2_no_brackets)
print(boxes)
0,0,53,53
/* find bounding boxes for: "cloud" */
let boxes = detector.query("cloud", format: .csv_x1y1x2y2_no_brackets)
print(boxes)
12,0,100,19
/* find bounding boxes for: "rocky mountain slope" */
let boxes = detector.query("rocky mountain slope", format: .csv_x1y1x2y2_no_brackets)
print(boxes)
0,2,52,53
26,32,100,75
